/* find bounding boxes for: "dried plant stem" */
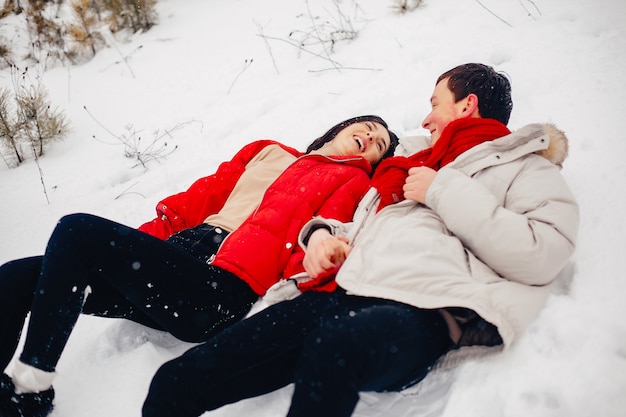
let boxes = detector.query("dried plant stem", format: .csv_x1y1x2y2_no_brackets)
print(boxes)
519,0,542,19
31,142,50,204
227,59,253,94
100,30,137,78
256,33,342,67
255,20,280,75
475,0,512,27
114,181,145,200
305,0,340,72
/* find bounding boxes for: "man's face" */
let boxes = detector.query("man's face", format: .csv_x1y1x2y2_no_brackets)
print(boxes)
421,78,468,145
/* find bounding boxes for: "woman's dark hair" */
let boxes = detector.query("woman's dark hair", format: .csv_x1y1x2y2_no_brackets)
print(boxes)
305,115,400,166
437,63,513,125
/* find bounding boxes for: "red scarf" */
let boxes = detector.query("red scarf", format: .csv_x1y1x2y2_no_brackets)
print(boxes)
371,118,511,210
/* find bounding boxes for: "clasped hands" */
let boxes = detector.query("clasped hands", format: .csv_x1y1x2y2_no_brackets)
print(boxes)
302,166,437,278
302,228,351,278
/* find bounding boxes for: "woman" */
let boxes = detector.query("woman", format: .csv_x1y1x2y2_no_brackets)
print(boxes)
0,115,399,417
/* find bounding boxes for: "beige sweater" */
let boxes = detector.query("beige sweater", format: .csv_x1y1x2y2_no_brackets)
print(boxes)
205,144,296,232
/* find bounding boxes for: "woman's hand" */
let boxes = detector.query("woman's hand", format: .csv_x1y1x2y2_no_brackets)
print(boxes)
303,228,351,278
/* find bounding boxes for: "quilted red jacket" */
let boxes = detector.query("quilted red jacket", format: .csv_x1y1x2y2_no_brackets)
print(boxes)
211,153,371,295
139,140,372,295
138,140,301,239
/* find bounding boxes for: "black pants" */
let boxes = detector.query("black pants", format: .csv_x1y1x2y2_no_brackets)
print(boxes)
0,213,257,373
143,289,453,417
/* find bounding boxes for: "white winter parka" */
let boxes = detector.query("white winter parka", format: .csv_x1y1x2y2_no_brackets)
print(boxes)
299,123,579,346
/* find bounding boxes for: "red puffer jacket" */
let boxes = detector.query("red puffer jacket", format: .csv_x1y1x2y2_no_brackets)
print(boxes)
138,140,301,239
211,153,372,295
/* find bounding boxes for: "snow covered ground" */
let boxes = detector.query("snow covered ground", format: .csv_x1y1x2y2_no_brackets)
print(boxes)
1,0,625,416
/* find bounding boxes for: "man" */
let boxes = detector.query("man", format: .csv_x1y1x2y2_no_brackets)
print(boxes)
142,63,579,417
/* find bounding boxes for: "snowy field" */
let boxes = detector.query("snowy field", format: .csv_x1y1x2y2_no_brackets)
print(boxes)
1,0,625,416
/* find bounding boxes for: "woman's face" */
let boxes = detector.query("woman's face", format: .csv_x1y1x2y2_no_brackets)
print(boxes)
329,121,392,164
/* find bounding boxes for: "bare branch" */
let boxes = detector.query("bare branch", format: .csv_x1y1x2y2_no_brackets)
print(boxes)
255,20,280,75
227,59,254,94
474,0,512,27
256,33,342,67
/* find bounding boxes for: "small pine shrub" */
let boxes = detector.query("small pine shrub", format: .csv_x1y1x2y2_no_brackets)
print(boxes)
0,43,13,69
0,67,70,168
15,85,70,157
0,88,23,167
24,0,67,63
0,0,23,18
66,0,106,61
98,0,157,34
1,0,158,68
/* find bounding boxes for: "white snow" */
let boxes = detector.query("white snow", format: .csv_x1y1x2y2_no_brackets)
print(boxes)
1,0,625,416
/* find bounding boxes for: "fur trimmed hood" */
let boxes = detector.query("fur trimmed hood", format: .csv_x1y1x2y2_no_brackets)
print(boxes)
536,123,569,168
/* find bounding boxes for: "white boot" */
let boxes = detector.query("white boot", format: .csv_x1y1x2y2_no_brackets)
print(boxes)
11,360,56,394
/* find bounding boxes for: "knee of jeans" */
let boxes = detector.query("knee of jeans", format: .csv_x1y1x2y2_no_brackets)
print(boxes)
143,387,170,417
0,258,40,300
56,213,93,231
144,355,210,417
145,362,179,407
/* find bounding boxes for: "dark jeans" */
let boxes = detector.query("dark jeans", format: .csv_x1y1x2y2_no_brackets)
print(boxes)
0,213,257,373
143,289,453,417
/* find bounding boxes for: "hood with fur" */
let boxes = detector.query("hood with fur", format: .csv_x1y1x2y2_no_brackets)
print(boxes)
536,123,569,168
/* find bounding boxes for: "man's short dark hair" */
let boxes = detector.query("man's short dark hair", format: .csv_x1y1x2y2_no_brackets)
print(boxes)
437,63,513,125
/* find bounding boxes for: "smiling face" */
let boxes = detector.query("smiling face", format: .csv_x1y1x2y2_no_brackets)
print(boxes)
421,77,476,145
319,121,392,164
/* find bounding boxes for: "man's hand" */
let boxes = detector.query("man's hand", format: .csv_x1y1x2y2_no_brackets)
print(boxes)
303,228,351,278
403,166,437,204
